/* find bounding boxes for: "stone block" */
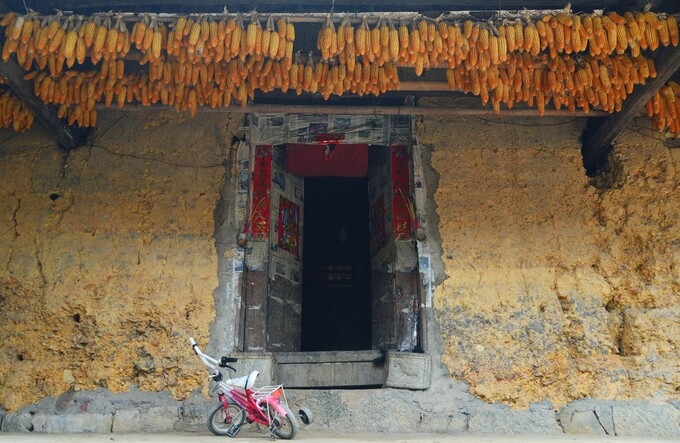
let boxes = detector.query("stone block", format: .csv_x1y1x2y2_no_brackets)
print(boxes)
612,404,680,437
229,352,277,386
558,400,614,435
468,403,562,434
593,404,615,435
1,412,32,432
275,351,384,388
112,406,179,433
30,413,112,433
558,409,607,435
176,395,213,432
385,352,431,390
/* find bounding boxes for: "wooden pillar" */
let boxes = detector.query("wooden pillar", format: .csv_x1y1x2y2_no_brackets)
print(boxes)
243,270,268,352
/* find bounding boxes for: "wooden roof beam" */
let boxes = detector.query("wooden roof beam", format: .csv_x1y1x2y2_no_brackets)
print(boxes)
0,56,88,151
96,102,609,117
10,0,620,15
580,44,680,176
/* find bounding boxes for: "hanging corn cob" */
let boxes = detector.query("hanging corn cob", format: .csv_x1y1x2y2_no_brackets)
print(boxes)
0,8,678,132
0,87,34,132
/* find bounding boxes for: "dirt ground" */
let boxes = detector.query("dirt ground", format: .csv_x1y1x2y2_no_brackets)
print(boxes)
0,433,677,443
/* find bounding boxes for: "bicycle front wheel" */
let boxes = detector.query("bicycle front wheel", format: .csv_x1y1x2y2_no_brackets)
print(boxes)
207,400,246,436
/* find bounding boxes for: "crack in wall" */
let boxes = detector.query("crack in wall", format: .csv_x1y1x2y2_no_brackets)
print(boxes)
6,194,21,272
593,410,609,435
34,237,47,291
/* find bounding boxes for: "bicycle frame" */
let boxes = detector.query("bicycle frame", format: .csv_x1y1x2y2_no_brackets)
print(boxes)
221,386,281,427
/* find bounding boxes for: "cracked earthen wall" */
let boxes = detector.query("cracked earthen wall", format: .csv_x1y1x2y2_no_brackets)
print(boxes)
418,115,680,408
1,111,678,414
0,111,243,412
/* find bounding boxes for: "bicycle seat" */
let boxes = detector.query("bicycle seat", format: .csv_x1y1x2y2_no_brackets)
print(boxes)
225,370,259,389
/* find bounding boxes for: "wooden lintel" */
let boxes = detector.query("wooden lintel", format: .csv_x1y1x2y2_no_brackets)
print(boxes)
96,102,609,117
0,56,87,151
13,0,619,15
581,44,680,176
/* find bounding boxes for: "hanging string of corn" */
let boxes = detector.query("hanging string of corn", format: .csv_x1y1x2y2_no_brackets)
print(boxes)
0,8,677,132
0,79,34,131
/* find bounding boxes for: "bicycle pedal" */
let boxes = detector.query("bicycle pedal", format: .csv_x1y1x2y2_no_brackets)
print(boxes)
226,424,241,437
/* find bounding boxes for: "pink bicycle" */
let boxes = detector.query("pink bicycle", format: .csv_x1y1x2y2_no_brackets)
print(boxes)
190,337,311,439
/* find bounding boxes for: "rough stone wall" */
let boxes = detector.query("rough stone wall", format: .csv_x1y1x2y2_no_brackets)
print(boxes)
0,111,243,412
417,115,680,409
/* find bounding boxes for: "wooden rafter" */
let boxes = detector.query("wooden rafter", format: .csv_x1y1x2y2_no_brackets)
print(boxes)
581,44,680,176
96,101,610,117
0,56,87,150
8,0,620,14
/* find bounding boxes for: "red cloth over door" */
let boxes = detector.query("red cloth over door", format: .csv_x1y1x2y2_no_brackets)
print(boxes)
285,143,368,177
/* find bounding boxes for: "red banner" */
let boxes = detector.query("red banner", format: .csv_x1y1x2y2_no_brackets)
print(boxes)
250,145,272,240
391,145,413,240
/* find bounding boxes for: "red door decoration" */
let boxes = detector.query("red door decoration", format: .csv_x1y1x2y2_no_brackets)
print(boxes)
278,196,300,258
250,145,272,240
391,145,413,240
285,143,368,177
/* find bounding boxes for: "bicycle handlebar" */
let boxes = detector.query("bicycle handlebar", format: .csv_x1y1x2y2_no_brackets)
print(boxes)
189,337,238,372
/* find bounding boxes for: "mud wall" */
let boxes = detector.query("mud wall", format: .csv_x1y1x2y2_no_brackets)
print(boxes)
0,111,243,412
1,110,678,418
417,115,680,409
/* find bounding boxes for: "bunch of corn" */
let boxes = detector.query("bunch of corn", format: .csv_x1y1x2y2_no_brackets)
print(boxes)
445,52,656,116
646,81,680,133
317,10,678,78
290,54,400,98
89,14,131,63
24,39,401,129
1,11,130,77
163,12,294,67
0,88,34,132
520,10,680,58
26,54,253,126
131,14,166,63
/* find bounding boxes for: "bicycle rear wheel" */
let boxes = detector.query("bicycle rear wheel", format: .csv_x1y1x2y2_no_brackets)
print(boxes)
267,403,299,439
207,400,246,436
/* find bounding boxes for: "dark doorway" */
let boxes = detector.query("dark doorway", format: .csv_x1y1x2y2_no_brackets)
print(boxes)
301,176,372,351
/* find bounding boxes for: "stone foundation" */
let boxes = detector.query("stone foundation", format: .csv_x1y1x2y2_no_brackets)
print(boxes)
2,388,679,437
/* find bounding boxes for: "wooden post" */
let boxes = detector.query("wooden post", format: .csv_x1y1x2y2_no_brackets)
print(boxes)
581,44,680,176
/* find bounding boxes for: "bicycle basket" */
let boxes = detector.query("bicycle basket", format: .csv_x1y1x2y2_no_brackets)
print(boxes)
254,385,286,404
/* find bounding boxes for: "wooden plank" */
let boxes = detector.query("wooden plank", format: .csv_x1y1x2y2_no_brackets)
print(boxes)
243,270,268,352
274,350,381,364
0,57,87,150
11,0,619,14
581,44,680,176
97,102,608,117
